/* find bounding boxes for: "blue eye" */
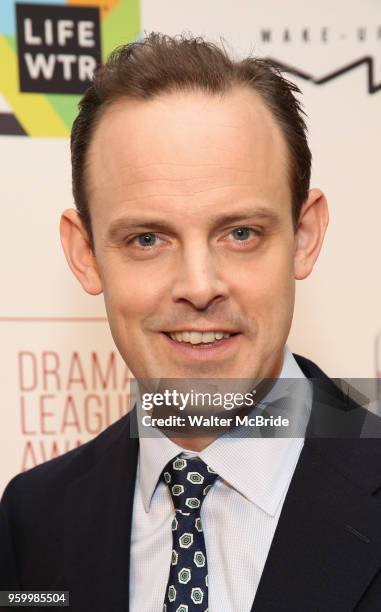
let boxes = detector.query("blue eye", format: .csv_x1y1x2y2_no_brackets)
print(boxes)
231,228,252,241
136,233,157,247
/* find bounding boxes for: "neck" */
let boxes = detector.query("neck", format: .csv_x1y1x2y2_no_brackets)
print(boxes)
169,434,218,452
163,349,286,452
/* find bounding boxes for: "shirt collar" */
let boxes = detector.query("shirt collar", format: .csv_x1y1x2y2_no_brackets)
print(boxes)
138,346,312,516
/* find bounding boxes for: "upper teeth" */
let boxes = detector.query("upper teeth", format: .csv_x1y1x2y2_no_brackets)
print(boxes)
169,331,231,344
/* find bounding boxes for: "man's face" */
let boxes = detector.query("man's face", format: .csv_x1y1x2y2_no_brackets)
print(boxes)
85,87,298,380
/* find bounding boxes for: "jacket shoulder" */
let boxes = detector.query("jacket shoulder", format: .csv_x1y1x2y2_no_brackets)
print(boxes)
1,412,132,508
293,353,381,492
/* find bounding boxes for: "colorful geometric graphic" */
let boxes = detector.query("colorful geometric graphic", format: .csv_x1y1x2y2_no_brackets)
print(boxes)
0,0,141,137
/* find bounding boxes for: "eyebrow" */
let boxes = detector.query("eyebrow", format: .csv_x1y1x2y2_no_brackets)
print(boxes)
106,206,281,241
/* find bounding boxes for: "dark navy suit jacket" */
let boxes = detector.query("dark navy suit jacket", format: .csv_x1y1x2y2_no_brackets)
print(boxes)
1,354,381,611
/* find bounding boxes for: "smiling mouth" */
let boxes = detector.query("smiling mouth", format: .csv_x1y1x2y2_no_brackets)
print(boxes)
164,330,240,346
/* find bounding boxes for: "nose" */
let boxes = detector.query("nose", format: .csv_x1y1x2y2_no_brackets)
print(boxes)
171,241,228,310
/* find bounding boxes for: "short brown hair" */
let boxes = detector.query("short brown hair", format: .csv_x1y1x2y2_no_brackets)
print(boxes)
71,32,311,249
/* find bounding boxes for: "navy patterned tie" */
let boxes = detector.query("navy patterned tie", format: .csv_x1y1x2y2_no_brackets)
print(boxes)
162,455,219,611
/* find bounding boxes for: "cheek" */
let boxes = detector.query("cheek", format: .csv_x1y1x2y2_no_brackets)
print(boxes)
232,243,295,325
101,258,166,328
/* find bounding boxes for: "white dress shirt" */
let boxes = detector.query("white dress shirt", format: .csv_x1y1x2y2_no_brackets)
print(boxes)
129,346,312,611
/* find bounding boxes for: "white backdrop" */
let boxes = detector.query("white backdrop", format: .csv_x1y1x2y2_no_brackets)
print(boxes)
1,0,380,495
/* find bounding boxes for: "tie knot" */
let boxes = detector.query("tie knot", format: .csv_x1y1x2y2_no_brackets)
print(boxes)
162,455,218,513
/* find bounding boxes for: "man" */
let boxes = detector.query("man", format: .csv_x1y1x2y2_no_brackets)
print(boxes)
1,33,381,611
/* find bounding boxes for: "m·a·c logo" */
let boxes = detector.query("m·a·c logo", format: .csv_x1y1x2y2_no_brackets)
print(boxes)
16,2,102,94
267,57,381,95
258,25,381,95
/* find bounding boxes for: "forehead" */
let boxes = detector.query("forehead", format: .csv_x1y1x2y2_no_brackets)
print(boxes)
86,87,291,224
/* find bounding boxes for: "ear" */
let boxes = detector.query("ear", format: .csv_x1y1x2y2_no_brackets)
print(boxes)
294,188,329,280
59,209,103,295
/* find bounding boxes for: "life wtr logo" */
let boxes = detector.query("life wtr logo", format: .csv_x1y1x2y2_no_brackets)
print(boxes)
16,3,101,94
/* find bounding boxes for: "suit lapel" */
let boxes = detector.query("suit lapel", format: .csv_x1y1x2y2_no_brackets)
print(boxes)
64,413,139,612
252,437,381,611
252,356,381,611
